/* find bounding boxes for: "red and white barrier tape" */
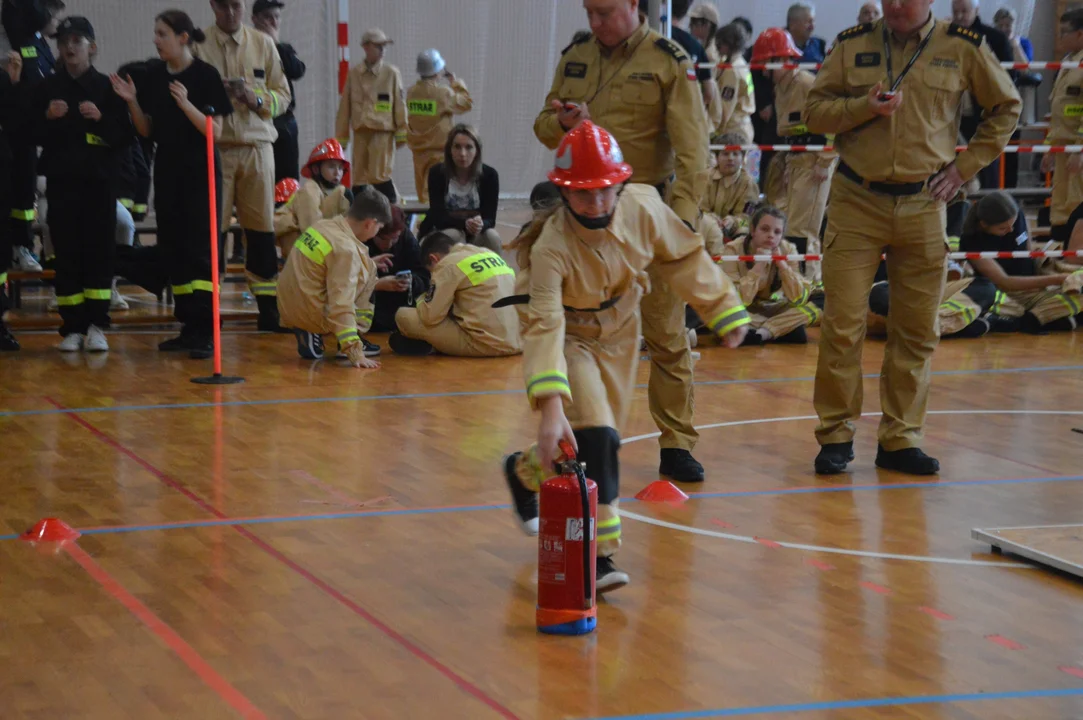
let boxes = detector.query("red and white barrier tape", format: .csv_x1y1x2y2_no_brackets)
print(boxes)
703,60,1080,71
713,250,1082,263
708,144,1083,154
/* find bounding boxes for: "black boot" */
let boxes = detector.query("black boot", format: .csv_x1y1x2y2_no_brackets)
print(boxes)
0,321,19,351
875,445,939,475
502,452,538,536
815,442,854,475
596,555,630,594
659,448,705,482
775,326,808,344
389,332,433,356
256,295,288,333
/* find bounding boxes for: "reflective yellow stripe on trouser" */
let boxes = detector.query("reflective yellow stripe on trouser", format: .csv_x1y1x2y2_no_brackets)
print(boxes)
10,208,35,221
0,272,7,285
84,289,111,301
56,292,85,307
250,281,277,297
597,505,622,557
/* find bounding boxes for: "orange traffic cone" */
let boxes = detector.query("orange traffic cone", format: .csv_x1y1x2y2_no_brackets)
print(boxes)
634,481,690,504
20,518,81,543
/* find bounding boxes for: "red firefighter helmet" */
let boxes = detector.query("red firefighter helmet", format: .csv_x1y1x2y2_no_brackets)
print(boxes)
302,138,351,185
547,120,633,190
751,28,802,64
274,177,300,204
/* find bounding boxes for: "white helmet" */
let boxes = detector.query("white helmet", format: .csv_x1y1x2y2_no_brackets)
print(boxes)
417,49,446,77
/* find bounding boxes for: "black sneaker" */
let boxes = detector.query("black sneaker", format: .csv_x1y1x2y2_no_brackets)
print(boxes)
875,445,939,475
361,337,381,357
389,332,433,356
659,448,705,483
596,556,630,594
950,316,991,339
294,330,324,360
814,442,855,475
0,322,19,351
158,334,193,352
987,313,1021,333
775,326,808,344
503,453,538,536
188,336,213,360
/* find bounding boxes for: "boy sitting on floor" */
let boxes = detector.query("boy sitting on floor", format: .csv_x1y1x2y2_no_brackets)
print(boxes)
277,187,391,367
390,231,520,357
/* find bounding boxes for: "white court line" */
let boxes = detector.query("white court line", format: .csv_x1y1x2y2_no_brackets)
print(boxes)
620,510,1022,567
619,410,1083,567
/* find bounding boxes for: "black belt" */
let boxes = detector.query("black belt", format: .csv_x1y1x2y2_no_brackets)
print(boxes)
784,133,828,146
492,295,622,312
837,162,926,197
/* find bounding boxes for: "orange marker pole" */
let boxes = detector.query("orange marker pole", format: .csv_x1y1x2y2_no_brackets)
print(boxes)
192,112,244,385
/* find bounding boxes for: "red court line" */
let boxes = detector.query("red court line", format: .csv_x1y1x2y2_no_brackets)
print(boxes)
48,398,521,720
1060,665,1083,680
986,634,1026,651
918,607,956,621
805,559,835,571
859,581,892,596
64,543,266,719
754,537,782,548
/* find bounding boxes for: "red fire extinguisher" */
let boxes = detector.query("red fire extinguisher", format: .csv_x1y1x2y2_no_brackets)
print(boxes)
536,440,598,635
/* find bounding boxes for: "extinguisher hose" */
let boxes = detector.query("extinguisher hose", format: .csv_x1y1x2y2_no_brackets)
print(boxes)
574,462,592,608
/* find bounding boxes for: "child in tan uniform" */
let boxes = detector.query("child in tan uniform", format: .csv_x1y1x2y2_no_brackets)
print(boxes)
406,49,473,204
391,232,520,357
274,138,353,259
721,206,820,345
700,133,761,238
277,187,391,367
500,122,750,593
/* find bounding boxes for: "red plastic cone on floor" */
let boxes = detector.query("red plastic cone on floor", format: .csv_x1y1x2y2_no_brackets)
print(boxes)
634,481,690,504
20,518,81,543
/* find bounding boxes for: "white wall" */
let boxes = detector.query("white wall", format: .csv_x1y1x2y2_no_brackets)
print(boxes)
54,0,1050,200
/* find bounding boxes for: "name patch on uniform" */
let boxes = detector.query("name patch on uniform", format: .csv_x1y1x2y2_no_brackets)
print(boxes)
855,52,880,67
564,62,587,78
457,252,514,286
930,57,960,70
1064,104,1083,117
254,69,265,79
721,86,735,100
628,72,654,81
1069,86,1082,97
788,111,802,123
408,99,438,116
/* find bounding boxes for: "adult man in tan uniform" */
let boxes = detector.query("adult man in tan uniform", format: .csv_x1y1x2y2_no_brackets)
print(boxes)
393,234,520,357
195,0,292,331
1044,8,1083,245
533,0,711,482
406,49,473,204
805,0,1020,476
336,28,407,204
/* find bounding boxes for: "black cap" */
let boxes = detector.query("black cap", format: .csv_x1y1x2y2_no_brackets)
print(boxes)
55,16,95,41
252,0,285,14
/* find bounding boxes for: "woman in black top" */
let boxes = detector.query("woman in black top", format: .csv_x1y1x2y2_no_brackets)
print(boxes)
111,10,234,357
419,124,501,252
959,192,1081,333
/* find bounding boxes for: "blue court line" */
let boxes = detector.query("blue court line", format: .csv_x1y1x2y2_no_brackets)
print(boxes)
2,364,1081,419
3,474,1080,542
582,687,1083,719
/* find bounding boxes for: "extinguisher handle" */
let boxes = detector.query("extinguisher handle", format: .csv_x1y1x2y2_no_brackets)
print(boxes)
558,440,576,462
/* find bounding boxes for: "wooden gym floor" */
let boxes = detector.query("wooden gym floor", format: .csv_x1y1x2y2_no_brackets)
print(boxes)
4,276,1083,718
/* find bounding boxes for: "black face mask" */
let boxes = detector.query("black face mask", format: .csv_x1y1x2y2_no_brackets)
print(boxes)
562,187,622,231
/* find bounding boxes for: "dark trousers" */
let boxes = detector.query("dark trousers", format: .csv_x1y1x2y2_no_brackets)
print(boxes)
156,154,222,336
47,180,115,336
8,135,37,251
272,113,300,183
0,133,11,315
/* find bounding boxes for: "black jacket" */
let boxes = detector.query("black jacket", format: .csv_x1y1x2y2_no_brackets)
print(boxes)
276,42,305,117
420,163,500,238
32,65,134,183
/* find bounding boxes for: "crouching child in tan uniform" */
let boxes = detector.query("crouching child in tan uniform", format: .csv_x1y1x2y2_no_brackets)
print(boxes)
391,232,520,357
277,187,392,367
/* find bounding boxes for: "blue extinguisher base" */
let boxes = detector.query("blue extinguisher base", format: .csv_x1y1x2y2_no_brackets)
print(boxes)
537,616,597,636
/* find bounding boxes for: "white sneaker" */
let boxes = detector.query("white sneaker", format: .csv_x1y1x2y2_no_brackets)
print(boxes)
110,284,129,311
687,328,698,349
12,246,42,272
57,333,85,352
47,289,58,312
85,325,109,352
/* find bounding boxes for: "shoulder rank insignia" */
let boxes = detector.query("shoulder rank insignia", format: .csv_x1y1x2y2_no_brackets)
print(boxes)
561,31,592,55
836,22,873,43
655,37,688,63
947,23,983,47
